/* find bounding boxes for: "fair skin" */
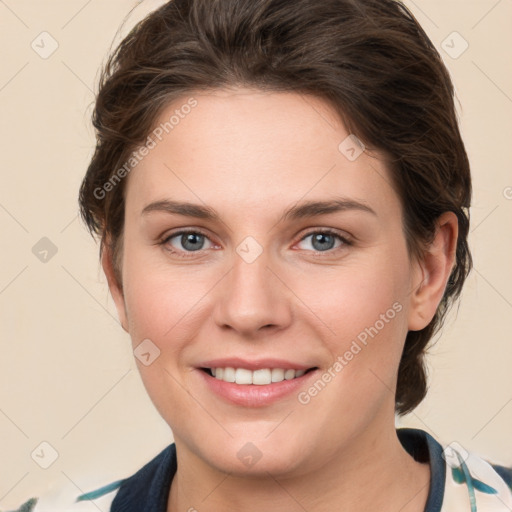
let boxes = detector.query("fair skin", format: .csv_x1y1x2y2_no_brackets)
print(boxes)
102,87,458,512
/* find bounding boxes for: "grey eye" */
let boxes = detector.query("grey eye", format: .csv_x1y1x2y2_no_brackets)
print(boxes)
168,232,212,252
297,232,343,252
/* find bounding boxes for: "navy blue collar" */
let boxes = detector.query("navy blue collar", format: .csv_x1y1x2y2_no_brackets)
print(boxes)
111,440,176,512
398,427,446,511
111,427,446,512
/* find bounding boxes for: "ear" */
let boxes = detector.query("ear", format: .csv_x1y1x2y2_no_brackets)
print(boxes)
101,242,129,332
408,211,459,331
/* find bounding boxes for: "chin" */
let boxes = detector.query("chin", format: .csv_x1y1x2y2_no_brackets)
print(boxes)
197,436,308,478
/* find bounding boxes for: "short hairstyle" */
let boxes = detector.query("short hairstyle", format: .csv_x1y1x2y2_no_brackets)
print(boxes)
79,0,472,415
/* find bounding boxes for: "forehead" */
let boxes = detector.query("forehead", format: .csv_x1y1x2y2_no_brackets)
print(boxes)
124,87,400,221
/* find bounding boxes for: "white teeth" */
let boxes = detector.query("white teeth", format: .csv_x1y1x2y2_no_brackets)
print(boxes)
271,368,284,382
284,369,296,380
223,367,236,382
252,369,272,385
235,368,253,385
210,367,309,385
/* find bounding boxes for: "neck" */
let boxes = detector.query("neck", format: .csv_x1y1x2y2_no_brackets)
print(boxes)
167,424,430,512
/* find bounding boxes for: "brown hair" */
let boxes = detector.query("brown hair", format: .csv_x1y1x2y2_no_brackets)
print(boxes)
79,0,472,415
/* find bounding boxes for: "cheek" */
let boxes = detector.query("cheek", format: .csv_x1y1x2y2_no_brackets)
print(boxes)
120,256,209,415
305,259,408,338
295,250,411,391
292,264,408,428
121,247,218,359
124,273,196,343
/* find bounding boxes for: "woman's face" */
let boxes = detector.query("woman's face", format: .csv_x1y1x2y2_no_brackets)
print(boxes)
108,88,428,476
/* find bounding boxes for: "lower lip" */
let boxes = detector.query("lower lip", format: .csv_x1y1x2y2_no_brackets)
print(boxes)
197,369,318,407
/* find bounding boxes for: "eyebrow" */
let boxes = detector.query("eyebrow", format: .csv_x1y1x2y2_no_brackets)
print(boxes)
141,198,377,222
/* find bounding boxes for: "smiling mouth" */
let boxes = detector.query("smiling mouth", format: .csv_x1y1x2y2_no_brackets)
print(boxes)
200,367,318,385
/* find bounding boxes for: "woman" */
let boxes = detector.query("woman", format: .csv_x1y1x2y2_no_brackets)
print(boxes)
10,0,511,510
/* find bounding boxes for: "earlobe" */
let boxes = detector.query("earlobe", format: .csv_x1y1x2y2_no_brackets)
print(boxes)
407,212,459,331
101,243,129,332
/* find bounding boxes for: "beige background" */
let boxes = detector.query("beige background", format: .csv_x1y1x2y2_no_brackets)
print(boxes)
0,0,511,508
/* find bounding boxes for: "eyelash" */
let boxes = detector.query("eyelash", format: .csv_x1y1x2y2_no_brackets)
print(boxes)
160,228,353,259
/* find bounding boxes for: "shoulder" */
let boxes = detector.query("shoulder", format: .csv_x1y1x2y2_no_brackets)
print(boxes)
441,440,512,511
3,444,176,512
397,427,512,511
2,480,123,512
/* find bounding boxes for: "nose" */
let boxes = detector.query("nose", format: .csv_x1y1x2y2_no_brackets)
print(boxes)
213,247,293,337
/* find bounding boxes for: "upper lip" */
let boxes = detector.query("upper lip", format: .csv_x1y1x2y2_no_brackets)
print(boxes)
198,357,317,371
